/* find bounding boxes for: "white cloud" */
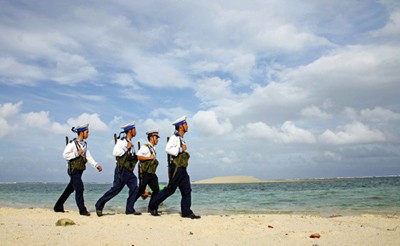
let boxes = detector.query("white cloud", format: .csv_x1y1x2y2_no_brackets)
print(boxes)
21,111,67,134
0,118,11,138
111,73,140,88
0,101,22,119
341,106,400,123
252,82,307,104
227,82,308,124
0,57,44,85
303,45,399,86
194,77,235,106
360,107,400,122
0,26,75,61
139,118,172,138
240,121,316,144
131,56,191,88
225,52,256,83
0,23,97,85
66,113,107,132
343,107,359,121
280,121,317,144
0,52,97,87
191,60,220,73
150,107,191,121
0,102,81,137
0,101,22,137
319,121,386,145
372,8,400,38
23,111,51,127
301,105,332,119
210,1,332,53
192,110,233,136
49,53,98,84
241,121,276,139
252,23,332,52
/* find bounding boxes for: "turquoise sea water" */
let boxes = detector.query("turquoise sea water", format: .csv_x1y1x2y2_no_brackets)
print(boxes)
0,177,399,216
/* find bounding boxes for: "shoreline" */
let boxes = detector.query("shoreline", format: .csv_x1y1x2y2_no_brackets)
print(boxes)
2,175,399,185
1,207,400,245
1,205,399,217
192,175,400,184
2,203,398,218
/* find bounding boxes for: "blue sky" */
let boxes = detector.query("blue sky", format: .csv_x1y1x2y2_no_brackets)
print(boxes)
1,0,400,183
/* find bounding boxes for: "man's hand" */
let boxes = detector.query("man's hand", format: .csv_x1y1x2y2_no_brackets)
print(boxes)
181,144,187,151
127,141,132,149
97,165,103,172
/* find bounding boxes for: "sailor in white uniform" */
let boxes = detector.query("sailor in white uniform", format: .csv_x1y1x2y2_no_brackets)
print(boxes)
135,129,161,207
54,123,103,216
95,122,141,216
148,116,200,219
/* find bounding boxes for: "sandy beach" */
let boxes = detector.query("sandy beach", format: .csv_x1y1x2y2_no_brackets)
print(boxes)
1,207,399,246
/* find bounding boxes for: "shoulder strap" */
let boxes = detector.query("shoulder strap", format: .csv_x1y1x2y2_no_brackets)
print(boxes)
73,139,87,152
144,144,155,155
72,139,81,151
120,137,132,151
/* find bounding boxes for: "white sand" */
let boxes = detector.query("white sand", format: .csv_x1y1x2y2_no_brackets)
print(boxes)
1,207,399,245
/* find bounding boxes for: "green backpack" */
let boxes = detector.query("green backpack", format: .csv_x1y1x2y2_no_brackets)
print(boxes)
140,144,159,174
68,140,87,171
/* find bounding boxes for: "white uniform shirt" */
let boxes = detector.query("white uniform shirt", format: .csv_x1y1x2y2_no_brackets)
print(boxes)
63,140,98,168
165,134,186,157
137,143,156,158
113,138,136,157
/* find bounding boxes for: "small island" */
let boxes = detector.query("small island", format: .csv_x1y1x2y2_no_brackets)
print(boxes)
192,176,265,184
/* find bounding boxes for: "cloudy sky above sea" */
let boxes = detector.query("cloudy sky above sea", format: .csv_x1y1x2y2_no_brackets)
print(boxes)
1,0,400,183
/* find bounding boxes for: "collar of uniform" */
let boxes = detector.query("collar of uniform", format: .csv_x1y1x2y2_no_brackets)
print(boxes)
174,130,183,137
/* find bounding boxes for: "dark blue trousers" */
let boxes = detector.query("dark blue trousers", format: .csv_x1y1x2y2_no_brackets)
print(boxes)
95,166,139,214
149,166,193,217
135,173,160,205
54,169,87,214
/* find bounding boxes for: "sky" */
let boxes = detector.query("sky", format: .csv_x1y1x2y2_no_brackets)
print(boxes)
1,0,400,183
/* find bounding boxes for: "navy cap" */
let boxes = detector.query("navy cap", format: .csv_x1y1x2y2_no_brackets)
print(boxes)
172,115,187,126
121,121,135,132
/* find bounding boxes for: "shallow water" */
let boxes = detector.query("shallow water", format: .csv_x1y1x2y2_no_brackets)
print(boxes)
0,177,399,216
